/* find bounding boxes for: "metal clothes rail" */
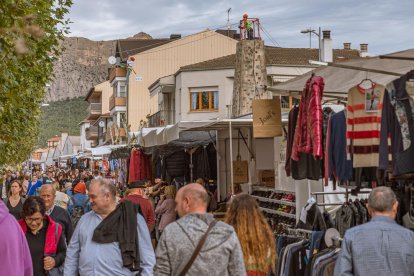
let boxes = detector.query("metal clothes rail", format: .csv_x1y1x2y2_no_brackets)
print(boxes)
311,189,371,206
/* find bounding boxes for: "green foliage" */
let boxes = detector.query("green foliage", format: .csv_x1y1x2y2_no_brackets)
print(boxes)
0,0,73,165
37,97,88,147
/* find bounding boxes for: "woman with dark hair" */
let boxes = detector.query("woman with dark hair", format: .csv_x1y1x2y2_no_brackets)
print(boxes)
57,172,68,190
225,194,276,276
4,180,25,219
18,196,66,276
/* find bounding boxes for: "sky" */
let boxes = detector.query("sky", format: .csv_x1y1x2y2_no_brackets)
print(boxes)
67,0,414,55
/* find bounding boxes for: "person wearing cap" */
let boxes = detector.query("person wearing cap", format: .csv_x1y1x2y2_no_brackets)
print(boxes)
68,181,91,216
120,180,155,232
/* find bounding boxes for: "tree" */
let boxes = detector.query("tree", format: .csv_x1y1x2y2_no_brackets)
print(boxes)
0,0,72,165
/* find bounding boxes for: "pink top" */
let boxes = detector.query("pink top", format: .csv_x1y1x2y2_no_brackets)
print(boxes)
155,198,177,231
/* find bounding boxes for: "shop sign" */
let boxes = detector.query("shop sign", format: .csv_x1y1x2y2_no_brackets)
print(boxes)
252,98,282,138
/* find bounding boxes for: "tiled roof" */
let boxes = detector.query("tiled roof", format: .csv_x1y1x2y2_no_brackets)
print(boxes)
116,39,172,61
47,137,61,142
180,47,361,71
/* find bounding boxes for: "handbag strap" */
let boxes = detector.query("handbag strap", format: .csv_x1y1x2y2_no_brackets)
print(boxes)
179,220,218,276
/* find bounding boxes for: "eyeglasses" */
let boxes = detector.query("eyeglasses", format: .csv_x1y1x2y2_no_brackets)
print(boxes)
24,217,43,223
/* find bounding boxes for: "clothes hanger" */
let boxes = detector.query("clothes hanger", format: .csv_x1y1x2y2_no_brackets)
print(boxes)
358,71,375,87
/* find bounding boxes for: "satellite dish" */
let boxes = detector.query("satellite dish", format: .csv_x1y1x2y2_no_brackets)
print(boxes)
99,121,105,128
108,56,116,65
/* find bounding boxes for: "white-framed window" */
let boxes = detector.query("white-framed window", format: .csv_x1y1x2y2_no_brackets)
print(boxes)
189,87,218,111
113,81,126,97
118,82,126,97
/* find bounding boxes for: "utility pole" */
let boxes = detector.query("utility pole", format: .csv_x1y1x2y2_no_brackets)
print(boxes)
227,8,231,37
309,26,312,48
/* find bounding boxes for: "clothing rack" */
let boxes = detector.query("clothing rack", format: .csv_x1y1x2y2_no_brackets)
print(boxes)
287,228,313,236
311,190,371,206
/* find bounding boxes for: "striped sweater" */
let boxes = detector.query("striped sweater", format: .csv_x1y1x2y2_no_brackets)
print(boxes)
346,83,385,167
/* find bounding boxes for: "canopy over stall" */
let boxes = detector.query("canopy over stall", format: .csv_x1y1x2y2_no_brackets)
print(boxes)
85,144,126,157
270,49,414,97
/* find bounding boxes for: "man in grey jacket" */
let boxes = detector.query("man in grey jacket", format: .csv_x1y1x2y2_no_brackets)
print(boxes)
154,183,246,276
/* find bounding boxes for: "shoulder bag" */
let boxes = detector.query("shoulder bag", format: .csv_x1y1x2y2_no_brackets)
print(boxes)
178,220,218,276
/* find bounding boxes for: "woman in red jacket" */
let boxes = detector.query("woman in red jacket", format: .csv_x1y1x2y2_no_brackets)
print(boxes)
18,196,66,276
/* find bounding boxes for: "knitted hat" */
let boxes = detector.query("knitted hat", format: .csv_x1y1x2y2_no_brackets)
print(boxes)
74,182,87,194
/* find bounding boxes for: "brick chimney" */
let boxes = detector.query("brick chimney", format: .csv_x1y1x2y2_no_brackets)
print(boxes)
321,30,333,63
343,42,351,50
360,43,369,57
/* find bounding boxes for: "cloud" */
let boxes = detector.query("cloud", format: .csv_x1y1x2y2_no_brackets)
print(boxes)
67,0,414,54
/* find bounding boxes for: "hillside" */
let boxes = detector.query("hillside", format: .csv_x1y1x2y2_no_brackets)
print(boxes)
47,32,154,102
37,97,89,147
47,37,116,102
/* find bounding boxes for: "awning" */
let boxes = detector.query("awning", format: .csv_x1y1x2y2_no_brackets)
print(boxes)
129,125,179,148
270,49,414,97
380,48,414,60
58,154,76,160
85,144,127,156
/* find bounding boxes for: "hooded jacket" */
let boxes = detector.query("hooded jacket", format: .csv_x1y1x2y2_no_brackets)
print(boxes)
292,76,324,161
0,201,33,276
154,213,246,276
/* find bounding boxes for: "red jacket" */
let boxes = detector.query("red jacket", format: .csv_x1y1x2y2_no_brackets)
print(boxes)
18,215,62,256
128,149,151,183
292,76,324,160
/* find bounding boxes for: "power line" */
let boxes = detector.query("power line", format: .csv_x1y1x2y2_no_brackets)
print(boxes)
260,24,281,47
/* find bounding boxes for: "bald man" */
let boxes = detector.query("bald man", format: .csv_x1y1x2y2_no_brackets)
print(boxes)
154,183,246,276
335,187,414,276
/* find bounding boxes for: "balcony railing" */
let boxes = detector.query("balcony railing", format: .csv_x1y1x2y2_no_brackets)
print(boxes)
109,95,127,110
85,126,98,140
148,110,173,127
109,67,127,83
87,103,101,114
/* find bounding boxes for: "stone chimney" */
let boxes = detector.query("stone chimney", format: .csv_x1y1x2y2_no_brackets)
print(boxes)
343,42,351,50
359,43,369,57
320,30,333,63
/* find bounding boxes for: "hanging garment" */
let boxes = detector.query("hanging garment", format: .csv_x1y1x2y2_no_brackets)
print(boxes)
346,83,385,167
292,76,324,161
207,143,217,180
165,150,189,180
327,111,353,182
193,146,211,180
128,149,151,183
323,110,334,186
291,152,321,181
285,106,299,177
335,204,355,237
380,70,414,176
296,201,327,231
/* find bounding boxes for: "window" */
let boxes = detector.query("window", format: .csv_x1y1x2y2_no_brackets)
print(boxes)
118,82,126,97
190,90,218,111
118,112,126,127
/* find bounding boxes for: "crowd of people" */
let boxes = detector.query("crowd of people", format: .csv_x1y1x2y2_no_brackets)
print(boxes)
1,167,413,276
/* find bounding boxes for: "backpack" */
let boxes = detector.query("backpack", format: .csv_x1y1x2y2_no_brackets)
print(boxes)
70,196,89,228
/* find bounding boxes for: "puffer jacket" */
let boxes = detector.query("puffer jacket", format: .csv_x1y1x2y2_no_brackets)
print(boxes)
292,76,324,161
154,213,246,276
